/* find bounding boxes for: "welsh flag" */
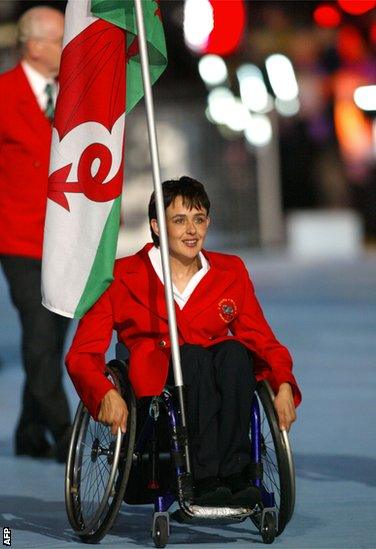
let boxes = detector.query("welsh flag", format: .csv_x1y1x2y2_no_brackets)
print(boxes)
41,0,166,318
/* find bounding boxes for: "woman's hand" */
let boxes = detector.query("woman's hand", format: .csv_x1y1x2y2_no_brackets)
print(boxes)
273,383,296,432
98,389,128,435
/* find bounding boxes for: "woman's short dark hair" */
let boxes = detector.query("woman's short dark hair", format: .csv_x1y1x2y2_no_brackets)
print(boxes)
148,176,210,246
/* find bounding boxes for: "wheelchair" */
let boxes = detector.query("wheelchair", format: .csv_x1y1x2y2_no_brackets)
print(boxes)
65,347,295,546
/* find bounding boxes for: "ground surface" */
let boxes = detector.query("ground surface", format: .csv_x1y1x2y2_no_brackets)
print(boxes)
1,250,375,548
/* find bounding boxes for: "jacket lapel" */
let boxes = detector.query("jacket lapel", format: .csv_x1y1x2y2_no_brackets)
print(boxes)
15,64,51,139
181,259,237,322
120,244,170,322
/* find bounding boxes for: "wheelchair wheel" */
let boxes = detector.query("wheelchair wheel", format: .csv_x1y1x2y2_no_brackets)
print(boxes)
252,380,295,536
261,511,277,544
65,360,137,543
152,514,169,548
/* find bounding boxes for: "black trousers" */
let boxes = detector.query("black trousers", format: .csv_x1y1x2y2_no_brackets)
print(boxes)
167,340,256,480
0,255,71,446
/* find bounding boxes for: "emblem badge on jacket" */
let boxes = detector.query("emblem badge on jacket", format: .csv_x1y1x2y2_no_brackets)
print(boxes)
218,298,237,323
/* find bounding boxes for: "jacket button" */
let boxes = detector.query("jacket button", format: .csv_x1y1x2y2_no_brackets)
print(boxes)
159,339,167,347
208,336,213,340
33,161,41,168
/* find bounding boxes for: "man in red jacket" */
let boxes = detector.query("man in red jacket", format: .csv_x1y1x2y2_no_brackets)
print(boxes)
66,177,301,506
0,6,71,461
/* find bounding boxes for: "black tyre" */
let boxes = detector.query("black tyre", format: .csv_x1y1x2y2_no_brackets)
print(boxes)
65,360,137,543
251,380,295,536
261,511,277,544
153,515,169,548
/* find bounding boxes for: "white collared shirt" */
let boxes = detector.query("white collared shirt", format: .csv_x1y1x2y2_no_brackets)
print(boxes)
21,61,57,112
148,245,210,310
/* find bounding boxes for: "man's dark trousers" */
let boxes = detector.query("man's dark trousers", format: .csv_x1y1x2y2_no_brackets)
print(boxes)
0,256,71,453
168,340,257,480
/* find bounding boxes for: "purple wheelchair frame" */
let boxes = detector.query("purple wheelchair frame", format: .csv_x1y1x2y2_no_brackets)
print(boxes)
132,388,275,516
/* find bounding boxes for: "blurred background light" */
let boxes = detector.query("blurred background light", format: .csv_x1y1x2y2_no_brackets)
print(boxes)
244,114,273,147
338,25,367,63
334,97,372,161
275,97,301,117
353,85,376,111
205,0,246,57
237,64,271,113
205,106,215,124
184,0,214,53
198,54,228,87
265,54,299,102
369,22,376,45
207,88,251,132
313,4,342,28
226,98,251,132
185,0,246,56
337,0,376,15
207,87,236,125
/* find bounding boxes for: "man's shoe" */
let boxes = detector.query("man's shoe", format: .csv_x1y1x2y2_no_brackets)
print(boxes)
194,476,232,507
223,473,261,508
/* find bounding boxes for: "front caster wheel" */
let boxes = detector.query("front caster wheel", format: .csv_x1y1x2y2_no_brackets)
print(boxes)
152,514,169,548
261,512,277,544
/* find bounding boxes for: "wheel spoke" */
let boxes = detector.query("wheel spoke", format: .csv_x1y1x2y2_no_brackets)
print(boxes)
65,368,138,542
249,383,295,536
77,418,120,527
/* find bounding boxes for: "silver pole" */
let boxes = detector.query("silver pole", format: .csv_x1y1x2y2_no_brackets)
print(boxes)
133,0,183,388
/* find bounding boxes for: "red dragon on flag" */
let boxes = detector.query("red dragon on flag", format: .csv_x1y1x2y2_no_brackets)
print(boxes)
42,0,167,319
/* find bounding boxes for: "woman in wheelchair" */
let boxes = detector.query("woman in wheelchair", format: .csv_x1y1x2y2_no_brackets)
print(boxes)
66,176,301,510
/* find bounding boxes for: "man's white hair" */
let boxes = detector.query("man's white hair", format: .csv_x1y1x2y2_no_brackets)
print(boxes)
17,6,60,45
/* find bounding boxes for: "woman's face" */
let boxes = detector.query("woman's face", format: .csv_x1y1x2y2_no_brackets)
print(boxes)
151,195,210,263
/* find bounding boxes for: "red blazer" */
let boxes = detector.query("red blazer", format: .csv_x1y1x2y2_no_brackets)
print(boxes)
66,244,301,419
0,64,52,259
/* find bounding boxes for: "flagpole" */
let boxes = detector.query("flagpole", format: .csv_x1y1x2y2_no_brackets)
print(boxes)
134,0,191,472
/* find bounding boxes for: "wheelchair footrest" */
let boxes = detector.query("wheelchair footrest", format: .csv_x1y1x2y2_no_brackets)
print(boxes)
171,506,252,524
